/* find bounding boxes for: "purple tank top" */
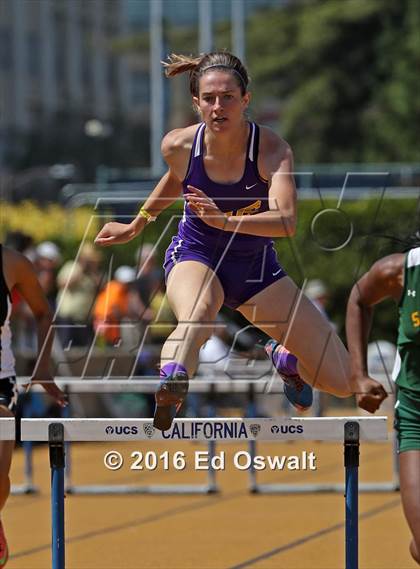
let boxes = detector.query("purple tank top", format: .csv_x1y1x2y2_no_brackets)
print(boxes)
177,122,272,254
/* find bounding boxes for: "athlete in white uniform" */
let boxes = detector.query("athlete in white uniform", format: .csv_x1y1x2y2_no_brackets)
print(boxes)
0,244,66,567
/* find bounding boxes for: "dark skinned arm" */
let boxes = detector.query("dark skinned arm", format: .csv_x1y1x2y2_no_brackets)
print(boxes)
10,250,67,407
346,253,404,413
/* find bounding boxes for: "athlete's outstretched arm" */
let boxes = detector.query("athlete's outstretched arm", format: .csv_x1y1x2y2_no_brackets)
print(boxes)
95,168,183,246
345,254,403,412
8,249,67,407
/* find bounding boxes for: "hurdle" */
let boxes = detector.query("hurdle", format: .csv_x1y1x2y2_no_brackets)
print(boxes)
19,416,387,569
17,378,399,494
246,387,398,494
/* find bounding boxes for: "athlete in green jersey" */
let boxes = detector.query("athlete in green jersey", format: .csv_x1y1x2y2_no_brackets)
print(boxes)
346,238,420,566
393,246,420,392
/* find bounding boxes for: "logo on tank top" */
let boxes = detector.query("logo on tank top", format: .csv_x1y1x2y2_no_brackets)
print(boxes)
408,289,416,297
245,183,257,190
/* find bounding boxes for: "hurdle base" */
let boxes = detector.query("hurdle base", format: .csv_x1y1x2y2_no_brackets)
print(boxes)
251,481,400,494
65,484,219,495
11,483,39,495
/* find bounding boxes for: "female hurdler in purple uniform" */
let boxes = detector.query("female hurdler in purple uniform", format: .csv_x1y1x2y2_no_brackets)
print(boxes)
95,52,386,430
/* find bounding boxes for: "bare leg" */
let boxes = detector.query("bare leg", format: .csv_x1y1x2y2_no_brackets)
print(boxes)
238,276,352,397
400,451,420,565
161,261,225,377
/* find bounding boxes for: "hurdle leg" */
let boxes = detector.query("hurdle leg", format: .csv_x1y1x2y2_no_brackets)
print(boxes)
23,441,33,488
61,399,73,493
246,383,258,492
49,423,65,569
12,393,38,495
344,421,360,569
207,385,218,493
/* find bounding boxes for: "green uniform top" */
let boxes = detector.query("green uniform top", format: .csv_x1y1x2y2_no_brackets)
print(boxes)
394,247,420,391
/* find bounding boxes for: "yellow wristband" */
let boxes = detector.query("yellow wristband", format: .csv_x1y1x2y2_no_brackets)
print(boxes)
139,207,156,223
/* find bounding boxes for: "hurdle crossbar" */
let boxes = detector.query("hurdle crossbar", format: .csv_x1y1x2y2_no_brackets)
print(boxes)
20,416,388,442
0,418,15,440
19,378,285,393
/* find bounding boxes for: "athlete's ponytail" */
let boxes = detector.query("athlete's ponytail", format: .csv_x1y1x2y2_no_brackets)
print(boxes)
163,54,204,78
162,51,249,97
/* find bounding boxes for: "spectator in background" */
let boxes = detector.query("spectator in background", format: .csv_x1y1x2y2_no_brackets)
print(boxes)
93,265,152,346
304,279,331,322
198,323,231,372
5,232,37,351
35,241,61,310
4,231,34,259
56,243,102,347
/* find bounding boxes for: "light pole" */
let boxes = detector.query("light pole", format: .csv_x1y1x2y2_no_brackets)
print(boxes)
84,119,113,183
232,0,245,61
199,0,213,53
149,0,165,178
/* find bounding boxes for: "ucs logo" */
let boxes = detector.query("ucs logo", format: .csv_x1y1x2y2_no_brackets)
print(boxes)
271,425,304,434
105,426,139,435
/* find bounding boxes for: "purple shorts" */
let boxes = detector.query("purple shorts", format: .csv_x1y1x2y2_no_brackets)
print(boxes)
164,237,286,309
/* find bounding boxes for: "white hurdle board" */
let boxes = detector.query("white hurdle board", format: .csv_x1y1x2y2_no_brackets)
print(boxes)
18,378,285,394
0,418,15,440
20,417,388,442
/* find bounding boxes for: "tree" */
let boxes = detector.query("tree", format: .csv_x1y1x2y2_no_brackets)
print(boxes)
246,0,420,163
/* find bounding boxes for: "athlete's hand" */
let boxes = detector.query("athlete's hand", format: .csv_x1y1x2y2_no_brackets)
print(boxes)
95,220,144,246
185,185,228,230
352,375,388,413
24,374,68,408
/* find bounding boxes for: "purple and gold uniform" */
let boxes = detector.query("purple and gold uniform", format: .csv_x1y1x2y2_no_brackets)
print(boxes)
164,122,286,308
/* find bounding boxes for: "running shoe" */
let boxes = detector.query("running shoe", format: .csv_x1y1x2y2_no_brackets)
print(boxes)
153,371,189,431
0,520,8,568
265,340,313,411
